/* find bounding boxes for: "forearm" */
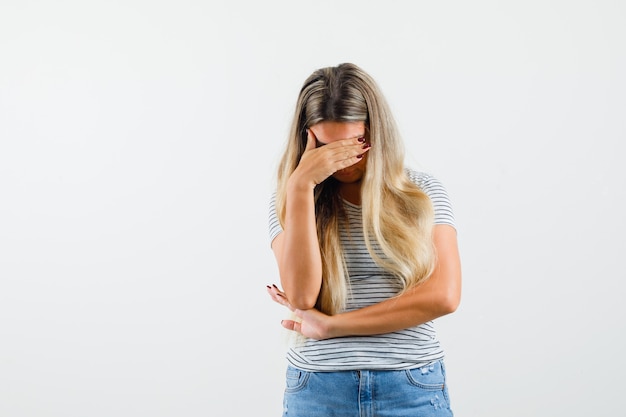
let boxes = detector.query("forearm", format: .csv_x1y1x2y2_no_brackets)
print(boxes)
276,180,322,309
328,224,461,337
329,281,458,337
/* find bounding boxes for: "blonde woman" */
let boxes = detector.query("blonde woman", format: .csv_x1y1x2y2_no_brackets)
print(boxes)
267,63,461,417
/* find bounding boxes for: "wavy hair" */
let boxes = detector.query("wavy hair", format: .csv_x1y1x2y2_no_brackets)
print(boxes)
275,63,435,315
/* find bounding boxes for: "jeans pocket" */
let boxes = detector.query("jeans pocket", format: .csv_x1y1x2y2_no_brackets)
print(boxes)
405,361,452,409
285,366,310,393
405,361,446,391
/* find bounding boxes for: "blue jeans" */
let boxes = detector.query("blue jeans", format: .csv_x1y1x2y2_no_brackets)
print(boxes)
282,360,453,417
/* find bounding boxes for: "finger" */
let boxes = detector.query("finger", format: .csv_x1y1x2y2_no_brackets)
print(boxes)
324,136,367,149
329,143,371,169
270,284,287,299
266,285,282,302
266,285,294,310
266,286,283,301
327,138,370,159
267,284,282,294
280,319,299,332
275,294,292,309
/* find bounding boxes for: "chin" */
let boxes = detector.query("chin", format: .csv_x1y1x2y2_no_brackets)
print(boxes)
333,173,363,183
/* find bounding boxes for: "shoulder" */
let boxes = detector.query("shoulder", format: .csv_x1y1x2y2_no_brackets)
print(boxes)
404,168,445,192
405,167,432,183
404,167,456,228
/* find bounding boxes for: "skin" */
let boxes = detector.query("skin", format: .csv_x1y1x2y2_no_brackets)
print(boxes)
269,121,462,340
271,121,370,309
310,121,370,205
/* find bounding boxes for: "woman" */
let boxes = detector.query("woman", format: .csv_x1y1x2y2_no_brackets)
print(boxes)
267,63,461,416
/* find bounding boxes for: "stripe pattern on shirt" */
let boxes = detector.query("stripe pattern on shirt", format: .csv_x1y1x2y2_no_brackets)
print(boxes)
268,169,455,371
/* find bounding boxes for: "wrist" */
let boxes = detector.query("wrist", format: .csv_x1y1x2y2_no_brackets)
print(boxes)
287,172,316,193
326,313,347,339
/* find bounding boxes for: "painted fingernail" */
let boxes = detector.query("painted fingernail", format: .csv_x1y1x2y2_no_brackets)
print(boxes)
272,284,278,289
357,154,364,159
362,143,371,149
357,137,365,143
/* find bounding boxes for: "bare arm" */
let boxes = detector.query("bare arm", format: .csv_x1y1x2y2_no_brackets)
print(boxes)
271,130,370,310
269,224,461,339
271,185,322,310
328,224,461,336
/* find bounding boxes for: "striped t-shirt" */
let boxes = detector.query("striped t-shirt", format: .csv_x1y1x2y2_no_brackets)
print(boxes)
268,168,455,371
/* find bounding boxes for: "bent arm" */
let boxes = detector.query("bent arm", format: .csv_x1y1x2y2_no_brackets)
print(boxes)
271,132,372,310
327,224,461,337
271,180,322,309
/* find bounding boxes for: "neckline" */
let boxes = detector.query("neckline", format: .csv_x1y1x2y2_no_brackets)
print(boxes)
342,199,362,209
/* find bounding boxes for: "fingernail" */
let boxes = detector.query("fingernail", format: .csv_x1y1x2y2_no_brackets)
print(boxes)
357,154,364,159
357,136,365,143
362,143,371,149
272,284,278,289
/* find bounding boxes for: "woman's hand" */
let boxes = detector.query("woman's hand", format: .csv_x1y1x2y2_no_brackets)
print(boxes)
267,225,461,338
266,284,335,340
266,284,294,311
289,129,370,189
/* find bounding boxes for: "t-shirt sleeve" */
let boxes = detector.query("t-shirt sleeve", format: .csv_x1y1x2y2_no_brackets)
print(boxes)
268,192,283,245
406,169,456,229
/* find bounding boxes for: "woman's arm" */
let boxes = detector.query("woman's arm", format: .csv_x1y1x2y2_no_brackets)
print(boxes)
271,184,322,310
272,131,371,310
329,224,461,336
270,224,461,339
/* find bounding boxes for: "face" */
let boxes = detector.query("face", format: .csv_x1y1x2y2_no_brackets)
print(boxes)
309,121,368,184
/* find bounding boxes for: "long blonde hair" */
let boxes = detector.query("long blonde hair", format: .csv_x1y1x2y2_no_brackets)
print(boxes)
275,63,435,315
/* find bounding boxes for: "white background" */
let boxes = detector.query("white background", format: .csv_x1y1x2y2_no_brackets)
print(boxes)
1,1,624,416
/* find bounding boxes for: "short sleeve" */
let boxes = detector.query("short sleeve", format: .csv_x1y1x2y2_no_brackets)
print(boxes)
406,168,456,228
268,192,283,245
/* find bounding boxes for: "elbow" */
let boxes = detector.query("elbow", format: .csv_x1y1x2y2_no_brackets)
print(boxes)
290,297,318,311
288,294,317,310
438,288,461,315
282,280,320,310
434,269,462,315
279,271,322,311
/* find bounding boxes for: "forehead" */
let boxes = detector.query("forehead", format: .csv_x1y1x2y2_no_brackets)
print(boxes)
310,121,366,143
